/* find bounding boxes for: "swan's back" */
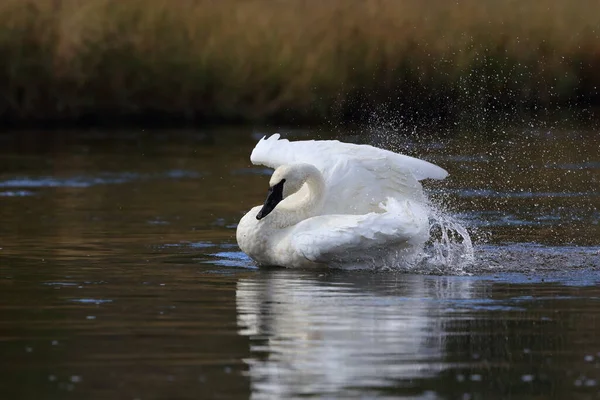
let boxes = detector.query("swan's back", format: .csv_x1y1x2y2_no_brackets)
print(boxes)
250,134,447,214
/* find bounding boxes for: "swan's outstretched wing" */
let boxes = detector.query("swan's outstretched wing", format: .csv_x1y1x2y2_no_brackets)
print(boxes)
250,134,447,213
290,199,430,266
251,134,447,181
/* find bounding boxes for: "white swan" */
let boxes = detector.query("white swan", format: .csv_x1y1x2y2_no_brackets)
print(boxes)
236,134,448,268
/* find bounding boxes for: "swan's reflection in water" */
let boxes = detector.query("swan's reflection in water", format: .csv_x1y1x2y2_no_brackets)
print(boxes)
236,270,479,398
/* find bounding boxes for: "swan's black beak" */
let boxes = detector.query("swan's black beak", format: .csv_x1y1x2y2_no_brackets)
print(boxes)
256,179,285,220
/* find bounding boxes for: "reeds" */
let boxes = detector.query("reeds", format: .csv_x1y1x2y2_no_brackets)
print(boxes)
0,0,599,126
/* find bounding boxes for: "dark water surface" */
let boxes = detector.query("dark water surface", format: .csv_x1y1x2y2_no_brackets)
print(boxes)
1,128,599,399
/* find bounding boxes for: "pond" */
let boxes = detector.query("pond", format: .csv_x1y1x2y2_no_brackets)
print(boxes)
0,127,599,399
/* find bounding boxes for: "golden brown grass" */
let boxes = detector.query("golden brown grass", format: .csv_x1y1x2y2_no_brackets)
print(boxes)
0,0,599,125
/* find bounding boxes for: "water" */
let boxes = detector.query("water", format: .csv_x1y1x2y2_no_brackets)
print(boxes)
0,127,599,399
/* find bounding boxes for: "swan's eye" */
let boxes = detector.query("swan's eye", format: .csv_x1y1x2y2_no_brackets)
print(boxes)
256,179,285,220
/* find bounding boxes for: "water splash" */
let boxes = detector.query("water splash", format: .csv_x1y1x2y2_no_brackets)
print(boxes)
362,117,476,274
422,203,475,273
329,200,475,273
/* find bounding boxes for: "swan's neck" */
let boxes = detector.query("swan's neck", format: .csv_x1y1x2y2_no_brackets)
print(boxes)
273,171,325,228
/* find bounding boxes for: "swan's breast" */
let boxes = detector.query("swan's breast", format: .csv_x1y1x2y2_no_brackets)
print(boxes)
236,207,319,268
236,206,273,265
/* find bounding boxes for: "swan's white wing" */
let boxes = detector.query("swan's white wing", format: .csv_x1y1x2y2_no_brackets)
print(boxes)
250,134,447,213
250,133,448,181
290,199,429,265
320,155,427,213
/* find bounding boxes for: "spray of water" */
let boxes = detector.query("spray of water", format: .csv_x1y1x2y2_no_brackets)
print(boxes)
363,203,476,274
363,108,476,274
421,202,475,273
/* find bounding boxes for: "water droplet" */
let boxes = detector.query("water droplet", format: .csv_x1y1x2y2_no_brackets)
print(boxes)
86,316,96,320
71,376,82,383
522,374,534,382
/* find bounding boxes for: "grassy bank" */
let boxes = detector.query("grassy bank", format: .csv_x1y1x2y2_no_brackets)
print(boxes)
1,0,600,126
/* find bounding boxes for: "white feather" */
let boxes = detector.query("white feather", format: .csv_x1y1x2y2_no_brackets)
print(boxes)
236,135,448,268
250,134,447,213
251,133,447,180
290,199,429,267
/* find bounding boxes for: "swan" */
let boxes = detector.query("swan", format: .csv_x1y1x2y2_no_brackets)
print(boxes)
236,134,447,268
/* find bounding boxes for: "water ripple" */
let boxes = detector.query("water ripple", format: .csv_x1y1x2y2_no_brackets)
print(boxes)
206,252,256,268
545,161,600,170
0,170,201,189
0,190,34,197
440,188,599,199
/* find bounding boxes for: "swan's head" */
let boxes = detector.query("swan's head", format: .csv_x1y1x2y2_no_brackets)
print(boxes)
256,164,317,220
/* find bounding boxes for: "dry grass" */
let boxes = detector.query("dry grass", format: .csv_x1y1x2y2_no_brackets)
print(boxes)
0,0,599,125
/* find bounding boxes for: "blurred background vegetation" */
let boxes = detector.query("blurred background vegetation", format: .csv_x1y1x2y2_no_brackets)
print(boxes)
0,0,599,127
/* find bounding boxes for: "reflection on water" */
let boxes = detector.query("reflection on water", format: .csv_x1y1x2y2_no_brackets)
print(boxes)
0,127,599,399
236,271,474,398
237,270,600,399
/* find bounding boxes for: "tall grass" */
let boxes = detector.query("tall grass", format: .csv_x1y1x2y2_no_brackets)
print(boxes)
0,0,599,126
